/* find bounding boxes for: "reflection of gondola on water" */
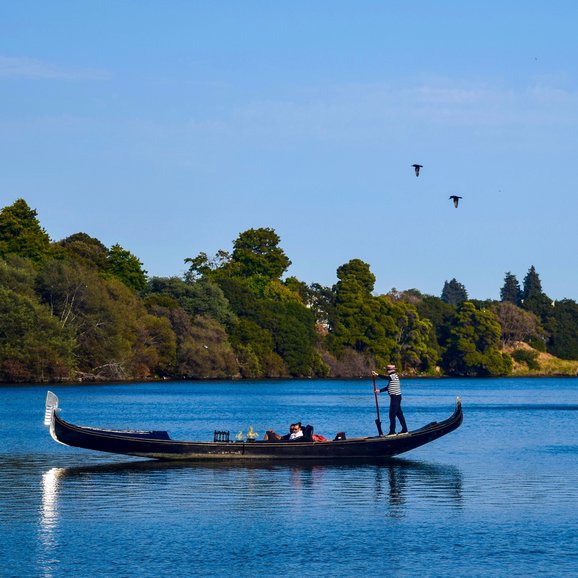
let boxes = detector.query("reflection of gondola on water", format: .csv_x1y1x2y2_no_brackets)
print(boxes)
44,391,463,462
373,458,464,517
40,458,464,524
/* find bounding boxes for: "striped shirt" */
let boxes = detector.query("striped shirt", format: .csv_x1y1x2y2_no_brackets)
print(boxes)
380,372,401,396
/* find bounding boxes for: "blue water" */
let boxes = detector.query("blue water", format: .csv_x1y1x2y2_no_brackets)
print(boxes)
1,378,577,577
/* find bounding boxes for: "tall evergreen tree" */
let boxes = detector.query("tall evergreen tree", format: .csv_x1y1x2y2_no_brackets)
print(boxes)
331,259,379,353
0,199,51,261
521,265,552,320
107,244,148,292
522,266,543,300
330,259,424,369
441,278,468,306
500,272,522,305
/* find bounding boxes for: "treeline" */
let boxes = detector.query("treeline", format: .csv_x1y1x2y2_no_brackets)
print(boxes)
1,198,577,383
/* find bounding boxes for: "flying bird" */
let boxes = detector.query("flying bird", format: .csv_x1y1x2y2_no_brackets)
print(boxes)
412,164,423,177
449,195,462,208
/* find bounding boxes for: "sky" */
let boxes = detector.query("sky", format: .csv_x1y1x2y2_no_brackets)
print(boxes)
2,1,578,300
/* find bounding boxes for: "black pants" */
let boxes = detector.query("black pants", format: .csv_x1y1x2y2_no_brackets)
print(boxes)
389,395,407,434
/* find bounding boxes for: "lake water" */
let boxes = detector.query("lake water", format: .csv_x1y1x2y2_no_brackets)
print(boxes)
1,378,577,577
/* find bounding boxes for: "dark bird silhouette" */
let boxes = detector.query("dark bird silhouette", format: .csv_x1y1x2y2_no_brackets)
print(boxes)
412,164,423,177
449,195,462,208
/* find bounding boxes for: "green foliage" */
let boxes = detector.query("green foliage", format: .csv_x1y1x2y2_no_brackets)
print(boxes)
148,305,238,378
218,275,324,377
306,282,335,327
336,259,376,293
330,259,385,354
283,276,309,301
184,250,230,282
268,299,320,376
528,336,547,352
414,294,456,352
5,197,578,382
229,227,291,280
511,348,540,370
146,276,236,326
521,265,554,322
522,266,543,300
441,278,468,306
0,199,52,261
441,302,512,376
106,243,147,292
35,260,172,380
0,255,38,298
229,318,285,378
0,286,75,382
329,260,436,372
58,233,108,270
391,299,438,372
546,299,578,360
500,272,522,306
130,313,177,378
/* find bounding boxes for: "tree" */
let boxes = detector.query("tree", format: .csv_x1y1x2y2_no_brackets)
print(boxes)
146,276,236,326
184,250,230,282
58,233,108,271
147,305,239,378
107,244,147,292
491,301,541,347
36,260,171,380
130,314,176,378
0,199,51,261
546,299,578,360
0,255,37,298
0,286,75,382
331,259,379,353
521,265,552,320
229,227,291,280
441,278,468,306
330,260,403,368
389,299,438,373
500,272,522,306
441,301,512,376
522,266,543,300
336,259,376,293
217,275,324,377
266,299,321,377
300,282,335,328
414,294,456,356
229,317,285,378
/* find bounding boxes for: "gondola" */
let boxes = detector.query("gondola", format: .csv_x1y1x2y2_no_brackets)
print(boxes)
44,391,463,461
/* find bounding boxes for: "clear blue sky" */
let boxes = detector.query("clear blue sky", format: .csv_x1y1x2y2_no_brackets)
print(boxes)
2,1,578,300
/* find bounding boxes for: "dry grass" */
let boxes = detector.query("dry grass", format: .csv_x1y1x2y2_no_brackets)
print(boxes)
505,342,578,376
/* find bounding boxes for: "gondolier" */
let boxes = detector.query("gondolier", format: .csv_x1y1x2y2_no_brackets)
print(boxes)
372,365,409,436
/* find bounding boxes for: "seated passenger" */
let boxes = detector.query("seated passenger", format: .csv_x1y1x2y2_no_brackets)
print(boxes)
264,422,303,441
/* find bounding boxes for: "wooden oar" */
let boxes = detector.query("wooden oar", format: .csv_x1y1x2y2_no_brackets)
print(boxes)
372,374,384,436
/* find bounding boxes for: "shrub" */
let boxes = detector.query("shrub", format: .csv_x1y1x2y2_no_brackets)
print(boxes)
511,348,540,370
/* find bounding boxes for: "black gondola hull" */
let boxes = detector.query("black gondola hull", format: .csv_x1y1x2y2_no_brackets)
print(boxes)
46,393,463,461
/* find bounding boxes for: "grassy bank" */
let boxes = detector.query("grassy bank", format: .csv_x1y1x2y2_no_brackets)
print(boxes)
507,343,578,377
